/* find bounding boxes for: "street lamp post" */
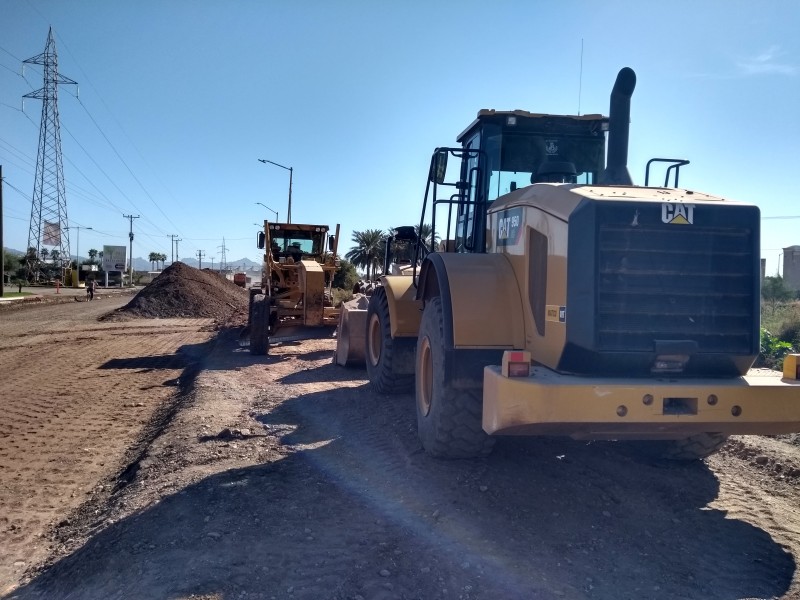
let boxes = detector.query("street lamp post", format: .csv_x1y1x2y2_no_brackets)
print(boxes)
67,225,92,287
258,159,293,223
255,202,279,223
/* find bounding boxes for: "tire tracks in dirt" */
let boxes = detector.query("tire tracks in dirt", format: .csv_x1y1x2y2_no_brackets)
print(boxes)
0,300,215,594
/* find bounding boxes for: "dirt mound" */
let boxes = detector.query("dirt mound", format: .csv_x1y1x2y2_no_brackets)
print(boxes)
108,263,250,326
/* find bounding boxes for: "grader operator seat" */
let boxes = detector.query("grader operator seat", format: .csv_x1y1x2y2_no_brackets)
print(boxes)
288,242,303,263
532,160,578,184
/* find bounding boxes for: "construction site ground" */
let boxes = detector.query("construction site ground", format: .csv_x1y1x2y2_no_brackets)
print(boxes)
2,266,800,599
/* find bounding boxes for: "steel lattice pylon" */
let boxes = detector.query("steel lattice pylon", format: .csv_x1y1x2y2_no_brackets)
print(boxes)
23,27,77,282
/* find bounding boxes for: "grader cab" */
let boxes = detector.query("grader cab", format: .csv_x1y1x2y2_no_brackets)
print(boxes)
338,67,800,460
248,221,340,354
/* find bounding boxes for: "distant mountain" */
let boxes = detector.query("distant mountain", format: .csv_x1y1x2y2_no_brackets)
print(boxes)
219,257,261,271
137,257,262,271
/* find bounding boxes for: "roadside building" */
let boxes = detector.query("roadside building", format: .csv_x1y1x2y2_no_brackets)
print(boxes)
783,246,800,293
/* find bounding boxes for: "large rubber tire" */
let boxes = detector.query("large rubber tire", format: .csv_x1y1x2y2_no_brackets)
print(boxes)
250,294,270,355
659,433,730,461
415,296,494,458
365,287,415,394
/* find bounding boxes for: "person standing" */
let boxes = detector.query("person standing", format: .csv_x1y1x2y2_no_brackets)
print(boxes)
87,278,97,301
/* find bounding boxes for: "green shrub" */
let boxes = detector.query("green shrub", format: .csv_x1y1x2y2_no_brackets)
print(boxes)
758,328,794,370
331,288,353,308
333,259,359,291
780,323,800,347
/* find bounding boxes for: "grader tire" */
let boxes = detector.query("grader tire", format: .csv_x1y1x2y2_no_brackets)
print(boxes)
365,287,415,394
415,296,494,458
250,295,270,356
659,433,730,461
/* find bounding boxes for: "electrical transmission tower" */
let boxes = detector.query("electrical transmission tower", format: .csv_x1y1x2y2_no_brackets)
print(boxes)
23,27,77,282
218,238,228,272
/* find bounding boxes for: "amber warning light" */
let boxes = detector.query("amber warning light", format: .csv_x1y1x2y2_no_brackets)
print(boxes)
502,350,531,378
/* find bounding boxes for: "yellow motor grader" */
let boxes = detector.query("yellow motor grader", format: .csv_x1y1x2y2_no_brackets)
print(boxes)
248,221,340,354
337,67,800,460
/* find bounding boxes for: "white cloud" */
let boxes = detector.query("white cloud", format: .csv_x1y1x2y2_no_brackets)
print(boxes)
736,45,797,76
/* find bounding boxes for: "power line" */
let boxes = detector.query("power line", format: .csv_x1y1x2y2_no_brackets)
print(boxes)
75,96,184,234
52,27,190,219
10,30,183,244
0,44,23,62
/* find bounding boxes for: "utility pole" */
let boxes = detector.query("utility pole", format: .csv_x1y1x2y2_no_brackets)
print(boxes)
174,238,182,263
123,214,139,285
169,234,179,264
196,250,205,269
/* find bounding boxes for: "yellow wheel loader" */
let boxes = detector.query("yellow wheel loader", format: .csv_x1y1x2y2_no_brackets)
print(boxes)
339,67,800,460
248,221,340,354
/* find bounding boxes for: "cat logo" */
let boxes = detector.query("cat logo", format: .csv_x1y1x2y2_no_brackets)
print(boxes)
545,140,558,155
661,203,695,225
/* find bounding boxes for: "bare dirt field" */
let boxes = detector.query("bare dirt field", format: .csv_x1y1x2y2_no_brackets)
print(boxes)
2,279,800,599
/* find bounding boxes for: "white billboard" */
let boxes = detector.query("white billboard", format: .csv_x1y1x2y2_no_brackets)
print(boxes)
102,245,127,272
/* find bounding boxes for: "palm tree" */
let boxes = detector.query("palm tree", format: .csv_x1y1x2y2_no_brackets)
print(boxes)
158,253,167,270
415,223,439,250
346,229,386,281
40,248,50,262
148,252,159,270
88,249,98,264
50,249,60,264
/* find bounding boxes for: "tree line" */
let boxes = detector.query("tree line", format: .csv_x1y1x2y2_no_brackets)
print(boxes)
4,246,105,282
148,252,168,270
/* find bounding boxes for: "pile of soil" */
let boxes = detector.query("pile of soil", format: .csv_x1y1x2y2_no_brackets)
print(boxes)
108,263,250,326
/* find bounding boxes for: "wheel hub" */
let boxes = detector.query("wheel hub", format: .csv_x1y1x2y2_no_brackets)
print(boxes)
418,335,433,416
367,313,382,367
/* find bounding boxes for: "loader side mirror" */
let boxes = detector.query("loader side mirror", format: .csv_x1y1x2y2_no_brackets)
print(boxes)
430,149,448,184
328,235,336,252
257,231,265,250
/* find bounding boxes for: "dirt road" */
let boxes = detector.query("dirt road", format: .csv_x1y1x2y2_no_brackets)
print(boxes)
2,300,800,599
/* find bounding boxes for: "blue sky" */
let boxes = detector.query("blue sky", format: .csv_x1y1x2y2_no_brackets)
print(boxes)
1,0,798,274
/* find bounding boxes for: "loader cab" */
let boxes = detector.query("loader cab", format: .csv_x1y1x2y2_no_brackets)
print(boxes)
424,112,609,255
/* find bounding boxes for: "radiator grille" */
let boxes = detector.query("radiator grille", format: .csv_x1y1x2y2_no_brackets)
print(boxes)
597,224,755,352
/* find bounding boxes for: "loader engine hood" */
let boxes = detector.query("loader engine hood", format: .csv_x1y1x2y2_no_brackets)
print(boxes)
561,189,761,377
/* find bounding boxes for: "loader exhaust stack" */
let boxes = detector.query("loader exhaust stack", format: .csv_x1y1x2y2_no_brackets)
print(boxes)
601,67,637,185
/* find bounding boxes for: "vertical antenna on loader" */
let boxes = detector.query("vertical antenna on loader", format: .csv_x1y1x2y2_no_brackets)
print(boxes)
578,38,584,116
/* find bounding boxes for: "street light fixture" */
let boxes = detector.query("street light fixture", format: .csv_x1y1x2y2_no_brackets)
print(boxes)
258,158,293,223
255,202,279,223
68,225,92,267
